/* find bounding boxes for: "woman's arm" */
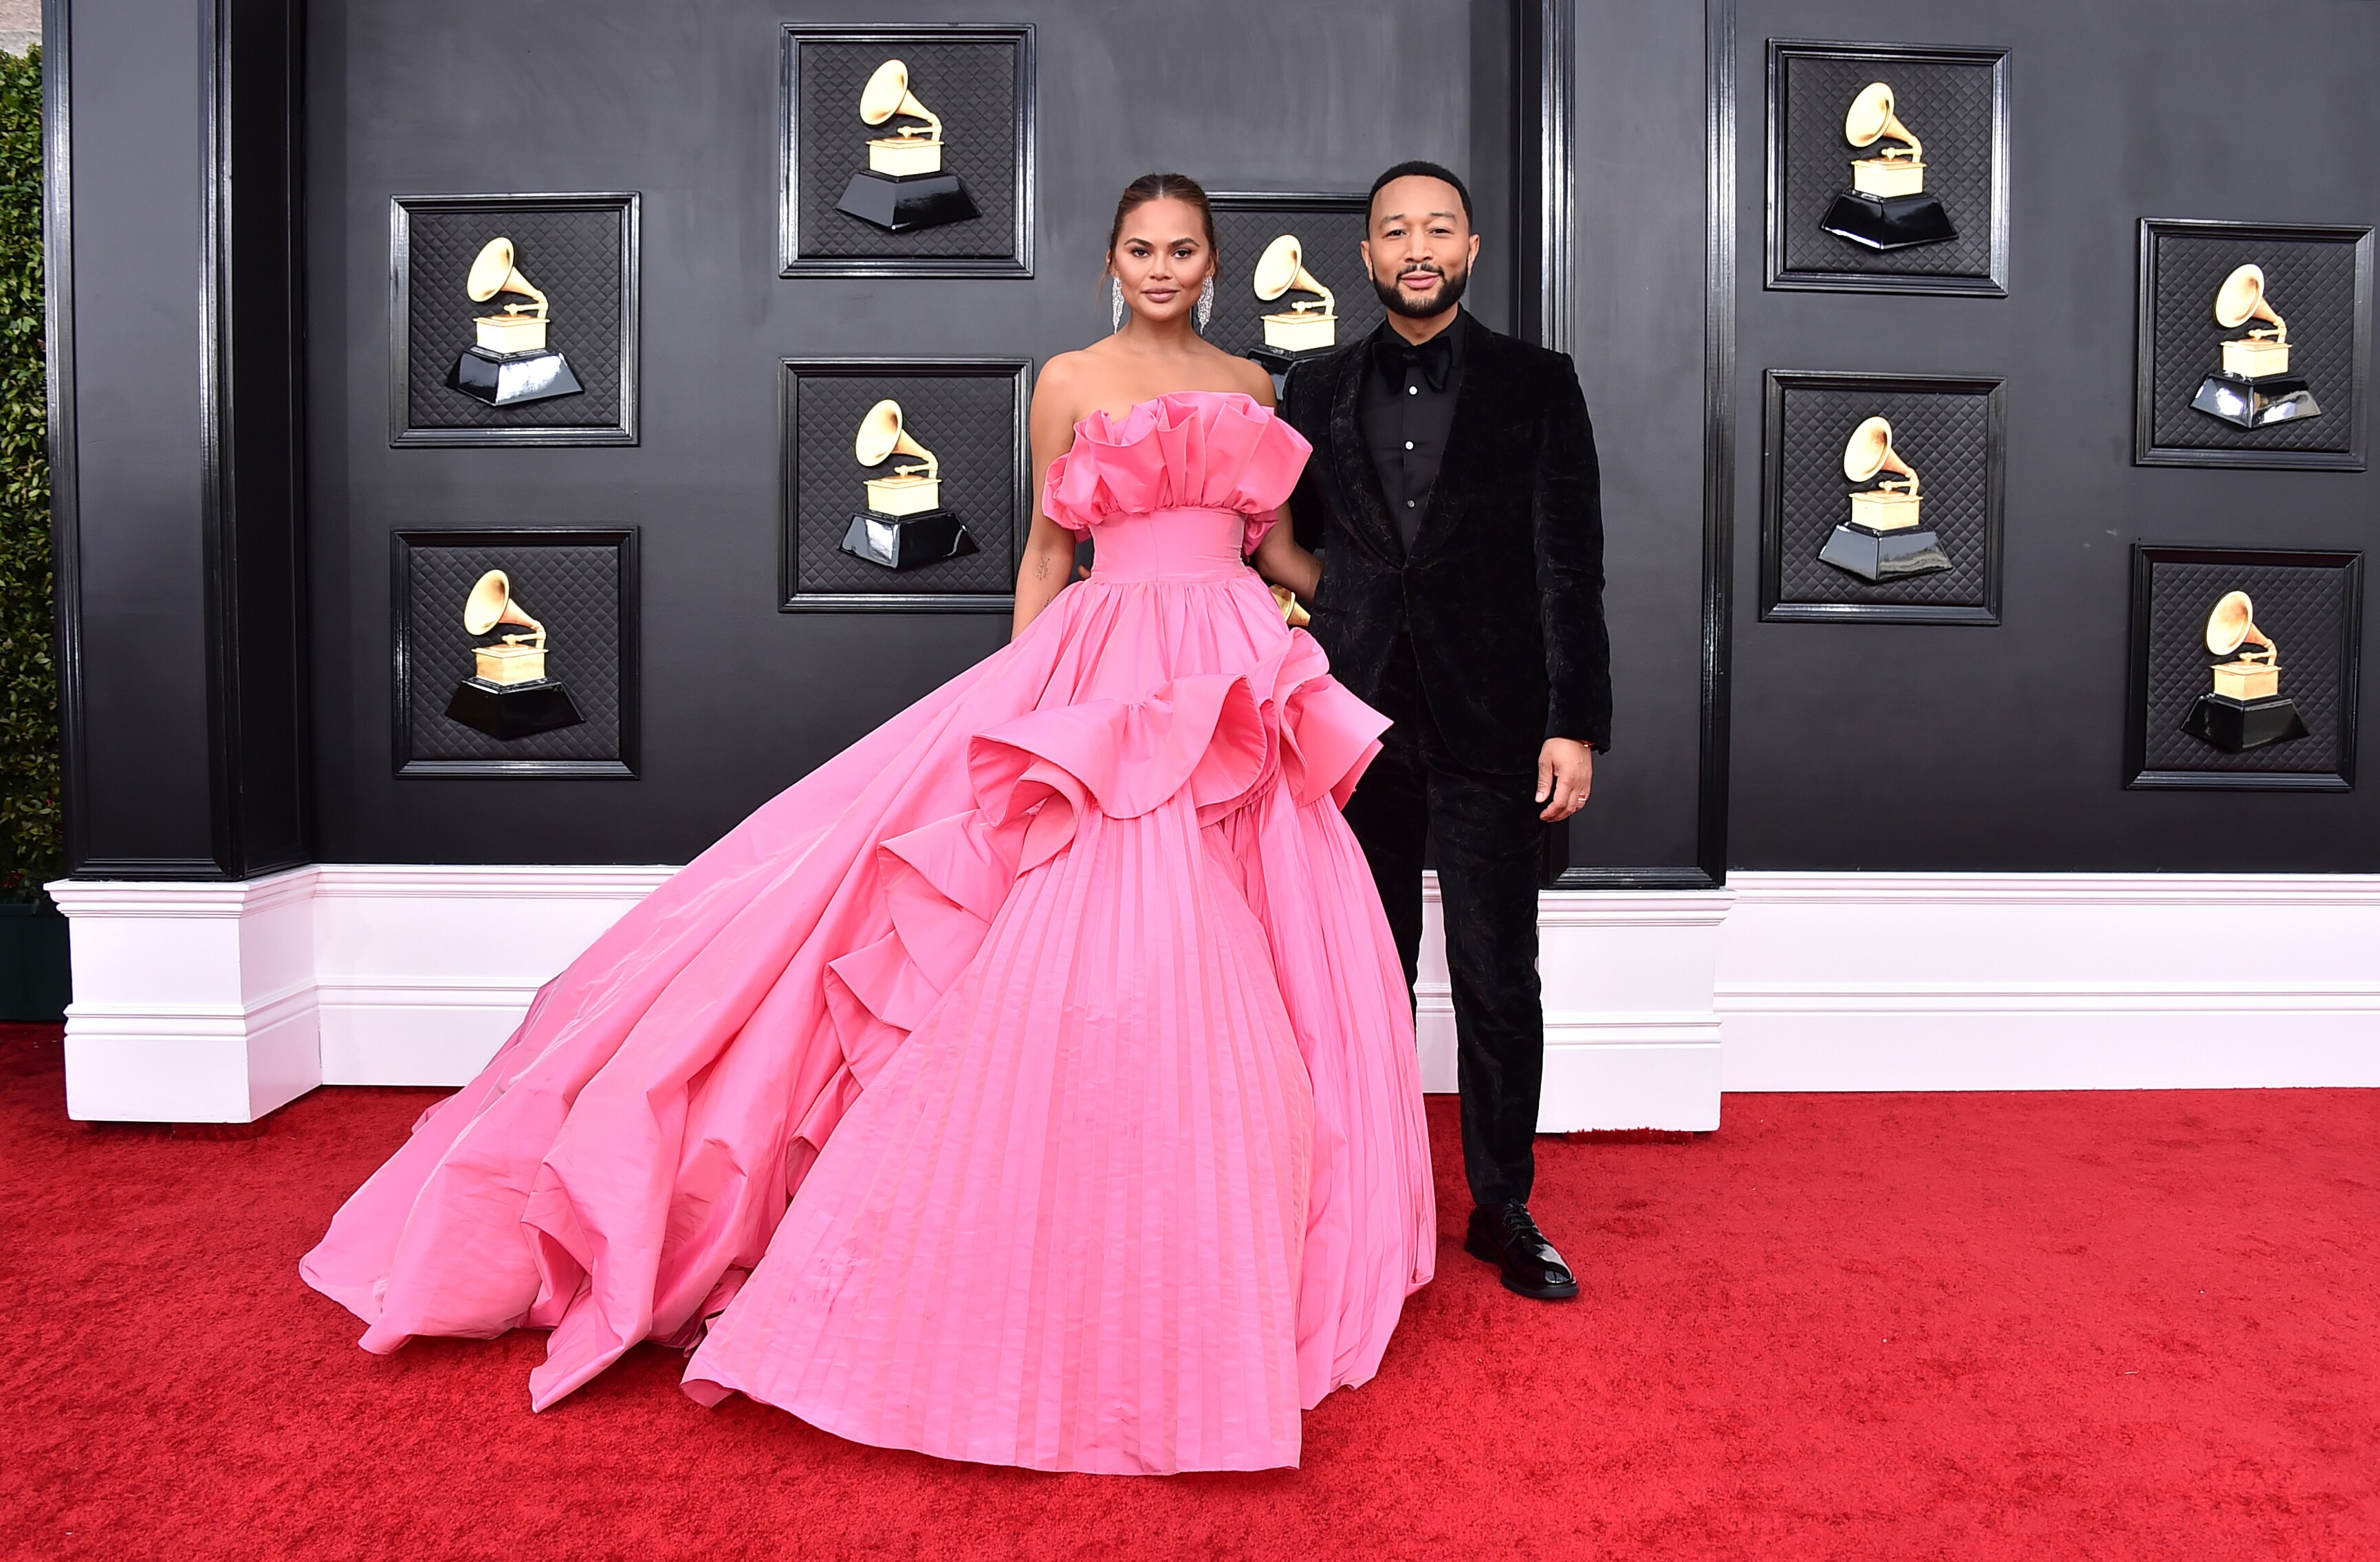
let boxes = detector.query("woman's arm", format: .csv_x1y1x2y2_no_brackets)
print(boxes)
1234,358,1322,599
1014,360,1084,637
1250,509,1320,599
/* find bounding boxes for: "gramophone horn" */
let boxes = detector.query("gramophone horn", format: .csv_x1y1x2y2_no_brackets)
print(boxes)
1842,415,1920,494
1253,234,1336,312
854,399,937,478
2204,589,2275,660
859,58,942,139
462,569,546,648
1844,80,1921,159
2214,263,2285,338
466,236,548,316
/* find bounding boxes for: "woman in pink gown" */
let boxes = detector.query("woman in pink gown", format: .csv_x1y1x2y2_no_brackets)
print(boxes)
301,175,1435,1475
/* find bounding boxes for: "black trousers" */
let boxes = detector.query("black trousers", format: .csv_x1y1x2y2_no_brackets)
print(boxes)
1339,637,1545,1209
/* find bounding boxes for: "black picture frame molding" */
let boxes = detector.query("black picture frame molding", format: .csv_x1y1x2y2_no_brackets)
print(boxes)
386,192,642,449
778,23,1036,280
391,528,641,779
1760,369,2007,626
778,358,1034,614
1765,38,2011,298
2124,544,2362,792
2132,217,2374,471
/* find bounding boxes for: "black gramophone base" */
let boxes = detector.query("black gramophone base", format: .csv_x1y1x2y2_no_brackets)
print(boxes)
448,346,585,407
839,509,979,572
1820,190,1958,252
2191,371,2322,429
836,171,979,233
445,677,587,740
2182,692,2308,754
1817,522,1951,582
1246,343,1342,377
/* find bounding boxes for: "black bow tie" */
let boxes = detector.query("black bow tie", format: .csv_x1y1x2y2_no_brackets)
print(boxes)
1373,329,1455,393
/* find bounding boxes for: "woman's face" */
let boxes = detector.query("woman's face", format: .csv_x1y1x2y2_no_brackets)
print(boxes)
1108,197,1214,325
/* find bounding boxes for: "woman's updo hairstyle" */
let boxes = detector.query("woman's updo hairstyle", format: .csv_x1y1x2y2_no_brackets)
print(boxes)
1104,173,1219,276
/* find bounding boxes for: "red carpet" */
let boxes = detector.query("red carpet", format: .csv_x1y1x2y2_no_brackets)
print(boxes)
2,1021,2373,1560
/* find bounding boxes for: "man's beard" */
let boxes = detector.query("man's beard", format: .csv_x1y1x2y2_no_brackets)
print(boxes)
1373,259,1470,319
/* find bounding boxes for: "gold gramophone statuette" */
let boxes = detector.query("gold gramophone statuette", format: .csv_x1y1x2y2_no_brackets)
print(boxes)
2190,263,2322,428
446,237,584,408
1815,415,1950,582
2182,589,2309,753
834,60,981,233
837,399,976,572
2205,591,2281,702
2216,265,2291,380
1819,82,1957,251
1843,416,1922,531
860,58,945,176
468,238,551,352
1846,82,1925,197
441,569,586,740
1254,235,1338,354
463,569,552,685
855,399,941,516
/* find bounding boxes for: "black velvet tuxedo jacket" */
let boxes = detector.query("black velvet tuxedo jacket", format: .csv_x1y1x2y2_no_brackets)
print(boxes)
1282,312,1612,775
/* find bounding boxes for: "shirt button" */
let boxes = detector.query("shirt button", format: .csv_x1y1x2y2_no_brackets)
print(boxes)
1407,386,1418,396
1406,500,1416,508
1404,440,1415,450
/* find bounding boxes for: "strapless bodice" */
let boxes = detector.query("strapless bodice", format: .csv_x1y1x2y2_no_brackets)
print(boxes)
1085,506,1249,584
1040,391,1312,569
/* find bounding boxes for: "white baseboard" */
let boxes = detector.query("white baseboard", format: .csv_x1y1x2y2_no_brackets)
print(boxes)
1419,883,1729,1131
49,866,2379,1123
1718,872,2380,1091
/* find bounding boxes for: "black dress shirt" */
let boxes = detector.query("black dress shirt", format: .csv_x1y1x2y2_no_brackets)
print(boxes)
1357,315,1467,550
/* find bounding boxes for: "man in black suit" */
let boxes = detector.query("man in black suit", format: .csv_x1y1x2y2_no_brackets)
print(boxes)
1282,161,1611,1301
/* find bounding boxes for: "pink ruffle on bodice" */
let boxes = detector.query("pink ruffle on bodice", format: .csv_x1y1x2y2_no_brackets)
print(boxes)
300,392,1432,1477
1041,390,1308,558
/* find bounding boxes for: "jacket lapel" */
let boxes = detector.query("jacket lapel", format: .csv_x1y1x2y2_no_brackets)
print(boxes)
1327,338,1404,562
1407,313,1509,563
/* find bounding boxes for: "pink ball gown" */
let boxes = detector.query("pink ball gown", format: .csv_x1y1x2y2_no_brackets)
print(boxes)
301,390,1436,1475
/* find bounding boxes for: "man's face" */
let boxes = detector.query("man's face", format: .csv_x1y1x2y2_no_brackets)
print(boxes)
1362,175,1482,320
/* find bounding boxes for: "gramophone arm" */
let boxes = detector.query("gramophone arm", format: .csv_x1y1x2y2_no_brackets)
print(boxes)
497,610,547,651
897,105,944,142
893,452,941,482
501,278,551,319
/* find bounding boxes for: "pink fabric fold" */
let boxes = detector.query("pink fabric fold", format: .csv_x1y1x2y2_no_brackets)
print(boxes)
1040,390,1311,553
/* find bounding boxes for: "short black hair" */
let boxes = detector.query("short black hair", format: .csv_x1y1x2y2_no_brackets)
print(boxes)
1367,160,1474,228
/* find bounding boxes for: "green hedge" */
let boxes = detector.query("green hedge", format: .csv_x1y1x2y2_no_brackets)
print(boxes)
0,46,56,901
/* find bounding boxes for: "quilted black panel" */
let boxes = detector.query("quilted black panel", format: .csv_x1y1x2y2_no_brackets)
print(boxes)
2146,229,2362,456
1206,203,1386,364
789,371,1020,596
1776,49,1999,280
2140,558,2353,776
402,540,627,765
1771,381,1996,609
794,39,1020,262
403,203,627,432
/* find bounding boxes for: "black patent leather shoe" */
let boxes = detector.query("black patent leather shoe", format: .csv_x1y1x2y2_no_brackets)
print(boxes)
1464,1202,1580,1301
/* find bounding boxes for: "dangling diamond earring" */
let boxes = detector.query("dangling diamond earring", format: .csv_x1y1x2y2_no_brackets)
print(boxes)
1110,276,1126,333
1195,274,1215,333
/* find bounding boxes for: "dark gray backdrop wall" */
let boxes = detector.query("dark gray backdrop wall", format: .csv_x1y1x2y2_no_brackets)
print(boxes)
1723,0,2380,872
305,0,1521,866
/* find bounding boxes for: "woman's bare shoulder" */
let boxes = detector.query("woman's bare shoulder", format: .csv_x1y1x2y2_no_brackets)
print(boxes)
1215,350,1278,408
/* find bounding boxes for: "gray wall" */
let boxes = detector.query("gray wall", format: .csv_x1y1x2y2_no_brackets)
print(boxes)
1726,0,2380,871
305,0,1515,864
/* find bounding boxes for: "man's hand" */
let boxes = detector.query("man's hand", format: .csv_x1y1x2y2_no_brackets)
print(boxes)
1536,738,1594,822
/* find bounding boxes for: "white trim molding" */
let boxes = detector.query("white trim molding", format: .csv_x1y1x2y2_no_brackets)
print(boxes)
47,866,2379,1123
49,868,324,1122
1419,878,1732,1131
1718,872,2380,1092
